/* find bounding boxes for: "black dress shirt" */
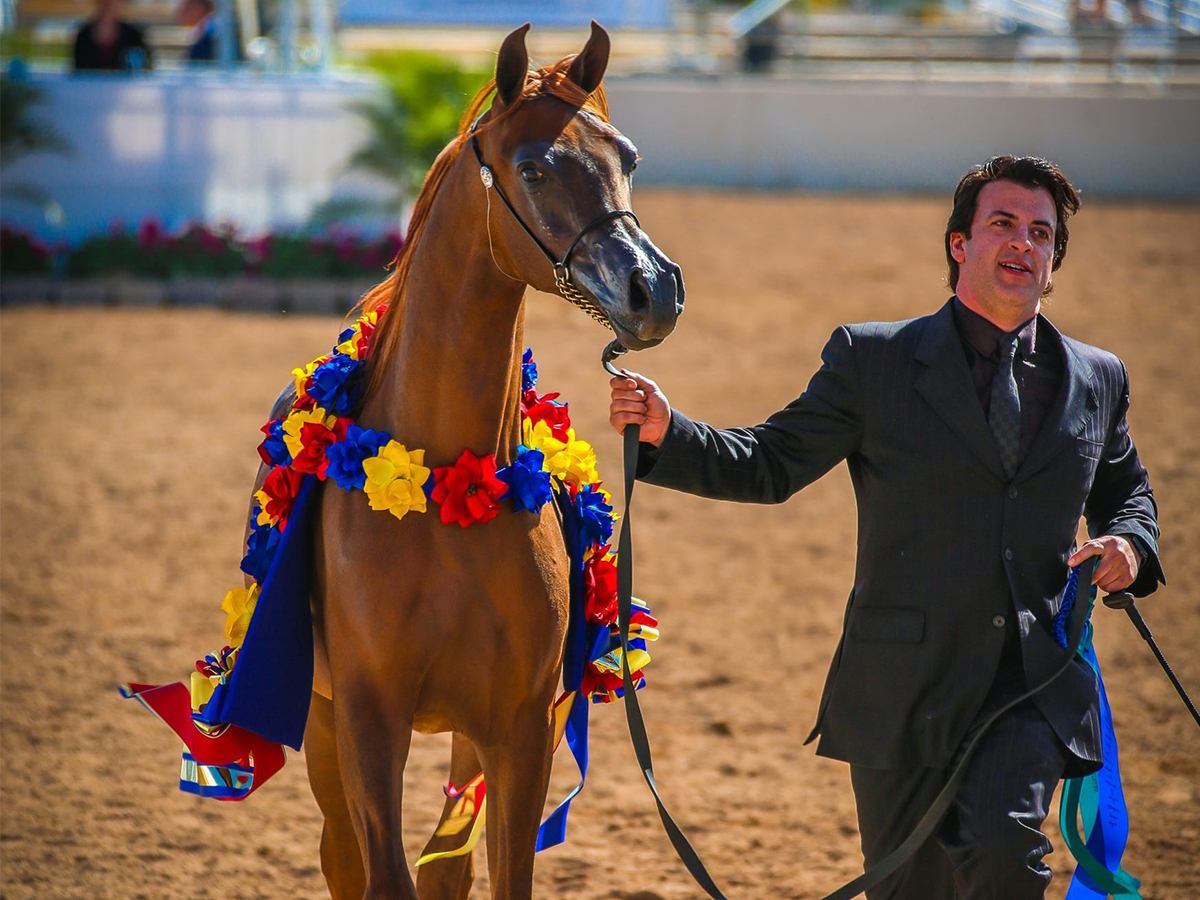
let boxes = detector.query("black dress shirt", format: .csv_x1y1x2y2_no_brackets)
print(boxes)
950,296,1064,463
951,296,1066,699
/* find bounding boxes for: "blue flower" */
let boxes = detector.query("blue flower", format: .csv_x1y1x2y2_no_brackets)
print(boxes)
573,483,614,548
497,445,554,514
336,326,356,347
240,514,281,584
521,348,538,392
258,418,290,467
325,424,391,491
307,354,364,416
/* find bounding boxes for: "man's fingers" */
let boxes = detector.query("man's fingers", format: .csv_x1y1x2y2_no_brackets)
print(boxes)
1097,571,1134,592
1067,542,1103,567
610,399,648,415
1091,555,1119,585
611,389,646,402
610,410,647,432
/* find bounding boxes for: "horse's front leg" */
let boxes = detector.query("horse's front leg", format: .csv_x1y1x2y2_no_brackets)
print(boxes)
333,678,418,900
478,700,557,900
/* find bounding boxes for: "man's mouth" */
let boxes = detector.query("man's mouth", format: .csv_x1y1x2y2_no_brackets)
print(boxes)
999,260,1032,275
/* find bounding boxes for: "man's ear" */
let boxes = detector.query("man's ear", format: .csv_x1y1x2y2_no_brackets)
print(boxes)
496,23,530,106
948,231,968,264
567,20,610,93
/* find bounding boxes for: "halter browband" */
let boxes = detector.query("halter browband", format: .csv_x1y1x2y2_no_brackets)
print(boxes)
469,115,639,331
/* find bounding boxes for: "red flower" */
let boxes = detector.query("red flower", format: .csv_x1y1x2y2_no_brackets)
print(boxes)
584,550,619,624
355,317,377,357
581,667,644,701
521,389,571,441
431,449,508,528
259,465,304,532
290,419,349,478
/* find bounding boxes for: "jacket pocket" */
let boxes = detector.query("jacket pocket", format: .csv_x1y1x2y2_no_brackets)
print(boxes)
849,606,925,644
1077,436,1105,460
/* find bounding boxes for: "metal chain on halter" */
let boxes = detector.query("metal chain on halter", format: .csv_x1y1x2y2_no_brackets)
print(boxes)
554,264,613,330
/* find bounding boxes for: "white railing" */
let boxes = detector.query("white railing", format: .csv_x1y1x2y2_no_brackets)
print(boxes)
1,69,393,243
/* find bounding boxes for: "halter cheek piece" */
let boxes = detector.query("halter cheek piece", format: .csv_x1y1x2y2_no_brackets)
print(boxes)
470,115,636,375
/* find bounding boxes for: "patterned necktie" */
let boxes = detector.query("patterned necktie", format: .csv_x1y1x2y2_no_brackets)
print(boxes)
989,333,1021,478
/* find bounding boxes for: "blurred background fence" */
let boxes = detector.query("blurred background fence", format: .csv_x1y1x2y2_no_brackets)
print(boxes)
2,0,1197,306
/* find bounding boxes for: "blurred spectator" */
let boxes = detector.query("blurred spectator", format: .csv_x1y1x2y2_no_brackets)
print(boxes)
72,0,153,72
177,0,217,61
741,14,783,73
177,0,244,63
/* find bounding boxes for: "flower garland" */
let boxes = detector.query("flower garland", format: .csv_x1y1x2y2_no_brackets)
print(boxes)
188,305,659,722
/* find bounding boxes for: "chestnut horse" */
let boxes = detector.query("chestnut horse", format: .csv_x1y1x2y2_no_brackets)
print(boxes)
252,23,683,900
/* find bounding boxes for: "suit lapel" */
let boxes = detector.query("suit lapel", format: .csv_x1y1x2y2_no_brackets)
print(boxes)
1016,316,1098,482
914,300,1007,480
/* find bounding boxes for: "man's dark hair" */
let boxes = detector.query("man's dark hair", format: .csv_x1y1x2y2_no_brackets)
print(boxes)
944,156,1081,293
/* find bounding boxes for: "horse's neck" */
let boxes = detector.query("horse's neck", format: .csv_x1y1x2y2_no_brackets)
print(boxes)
367,159,528,465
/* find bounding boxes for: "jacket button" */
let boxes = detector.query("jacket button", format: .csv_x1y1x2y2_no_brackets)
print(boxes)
993,615,1007,628
1008,486,1018,499
1004,548,1013,561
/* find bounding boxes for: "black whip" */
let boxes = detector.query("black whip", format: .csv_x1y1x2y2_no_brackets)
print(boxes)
1103,591,1200,729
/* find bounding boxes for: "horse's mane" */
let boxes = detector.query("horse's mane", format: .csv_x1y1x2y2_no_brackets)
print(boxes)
353,56,611,403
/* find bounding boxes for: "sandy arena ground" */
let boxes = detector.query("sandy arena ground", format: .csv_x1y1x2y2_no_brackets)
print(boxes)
2,189,1198,899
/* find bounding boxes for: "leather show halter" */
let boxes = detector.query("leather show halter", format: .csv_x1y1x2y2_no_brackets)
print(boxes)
470,115,636,376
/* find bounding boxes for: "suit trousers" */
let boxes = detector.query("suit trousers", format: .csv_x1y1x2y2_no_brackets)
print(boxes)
850,694,1071,900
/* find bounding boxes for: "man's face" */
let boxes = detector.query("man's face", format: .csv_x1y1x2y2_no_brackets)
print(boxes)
949,180,1057,314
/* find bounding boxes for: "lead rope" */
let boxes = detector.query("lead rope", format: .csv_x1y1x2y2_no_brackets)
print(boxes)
605,382,1104,900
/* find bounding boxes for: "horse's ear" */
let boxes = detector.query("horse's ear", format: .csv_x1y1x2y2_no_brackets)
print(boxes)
495,23,530,106
567,20,610,94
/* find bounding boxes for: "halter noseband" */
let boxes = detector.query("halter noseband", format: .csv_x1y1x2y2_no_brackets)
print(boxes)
469,115,639,338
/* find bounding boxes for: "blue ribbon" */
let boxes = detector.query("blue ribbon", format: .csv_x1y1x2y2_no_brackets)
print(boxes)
535,489,593,851
1056,573,1143,899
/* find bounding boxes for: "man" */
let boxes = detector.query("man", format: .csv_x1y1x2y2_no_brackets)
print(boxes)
609,156,1163,899
72,0,153,72
176,0,234,63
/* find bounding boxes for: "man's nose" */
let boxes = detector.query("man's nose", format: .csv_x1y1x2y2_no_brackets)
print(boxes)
1008,228,1034,250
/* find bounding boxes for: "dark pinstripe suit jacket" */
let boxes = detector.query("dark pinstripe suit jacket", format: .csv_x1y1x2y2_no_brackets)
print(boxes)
638,298,1164,770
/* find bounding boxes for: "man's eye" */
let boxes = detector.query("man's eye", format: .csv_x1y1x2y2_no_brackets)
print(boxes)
519,165,544,184
1034,229,1050,240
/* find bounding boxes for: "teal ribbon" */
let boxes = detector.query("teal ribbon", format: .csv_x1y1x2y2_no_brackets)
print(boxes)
1059,625,1143,899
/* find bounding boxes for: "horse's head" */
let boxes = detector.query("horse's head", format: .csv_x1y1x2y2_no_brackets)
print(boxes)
471,22,684,351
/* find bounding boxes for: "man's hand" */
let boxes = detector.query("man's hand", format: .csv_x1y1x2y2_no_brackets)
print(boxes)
609,371,671,447
1068,535,1140,592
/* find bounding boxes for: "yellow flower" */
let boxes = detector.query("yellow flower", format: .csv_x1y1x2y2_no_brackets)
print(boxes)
523,419,598,489
291,356,327,398
220,583,259,646
253,489,275,526
281,406,336,459
362,441,430,521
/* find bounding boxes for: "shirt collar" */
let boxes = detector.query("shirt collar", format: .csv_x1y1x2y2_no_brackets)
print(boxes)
951,295,1037,361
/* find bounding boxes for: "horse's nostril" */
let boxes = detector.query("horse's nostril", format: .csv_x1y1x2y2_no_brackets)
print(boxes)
671,264,685,314
629,268,651,313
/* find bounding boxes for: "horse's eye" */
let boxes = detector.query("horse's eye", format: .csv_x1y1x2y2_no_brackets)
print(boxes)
519,164,544,185
629,157,639,173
